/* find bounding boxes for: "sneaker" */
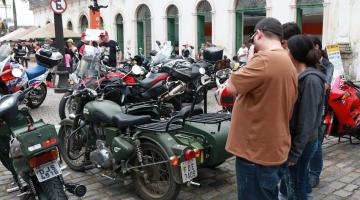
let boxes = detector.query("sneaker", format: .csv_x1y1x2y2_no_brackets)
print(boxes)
309,176,319,188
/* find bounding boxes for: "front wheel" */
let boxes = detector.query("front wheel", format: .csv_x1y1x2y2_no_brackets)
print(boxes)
58,121,87,172
59,91,77,120
132,141,180,200
39,176,68,200
27,83,47,108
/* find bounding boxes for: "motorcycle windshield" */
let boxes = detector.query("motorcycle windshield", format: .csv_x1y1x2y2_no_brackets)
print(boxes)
0,45,11,63
152,42,173,66
75,45,101,78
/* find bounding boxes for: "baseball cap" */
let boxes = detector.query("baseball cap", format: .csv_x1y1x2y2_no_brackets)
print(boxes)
249,17,283,42
100,30,108,37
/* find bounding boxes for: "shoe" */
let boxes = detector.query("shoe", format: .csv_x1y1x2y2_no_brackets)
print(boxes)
309,176,319,188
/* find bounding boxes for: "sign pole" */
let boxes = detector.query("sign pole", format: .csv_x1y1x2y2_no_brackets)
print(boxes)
50,0,68,93
53,12,68,93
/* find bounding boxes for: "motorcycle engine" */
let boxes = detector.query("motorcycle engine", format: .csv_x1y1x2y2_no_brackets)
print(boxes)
89,140,113,169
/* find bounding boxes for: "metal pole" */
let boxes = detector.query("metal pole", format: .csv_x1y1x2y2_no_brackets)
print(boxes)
53,13,68,93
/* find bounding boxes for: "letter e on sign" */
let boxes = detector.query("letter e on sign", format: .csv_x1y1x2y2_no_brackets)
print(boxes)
50,0,67,14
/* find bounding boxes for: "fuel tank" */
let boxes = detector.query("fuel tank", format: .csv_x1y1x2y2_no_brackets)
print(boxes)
83,100,123,124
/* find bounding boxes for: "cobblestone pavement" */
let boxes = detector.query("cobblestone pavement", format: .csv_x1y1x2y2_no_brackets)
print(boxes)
1,89,360,200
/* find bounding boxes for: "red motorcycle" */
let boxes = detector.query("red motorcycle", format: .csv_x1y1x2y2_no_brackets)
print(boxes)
325,75,360,143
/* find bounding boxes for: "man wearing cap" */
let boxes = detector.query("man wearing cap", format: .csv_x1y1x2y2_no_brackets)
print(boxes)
99,31,122,68
225,17,298,200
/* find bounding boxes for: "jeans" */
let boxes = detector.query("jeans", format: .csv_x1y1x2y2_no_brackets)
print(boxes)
289,140,318,200
235,157,285,200
309,124,326,178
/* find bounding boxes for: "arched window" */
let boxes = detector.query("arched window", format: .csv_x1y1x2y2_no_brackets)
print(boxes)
235,0,266,51
136,4,152,56
167,5,179,54
196,0,212,51
67,21,73,30
116,14,124,53
80,15,88,32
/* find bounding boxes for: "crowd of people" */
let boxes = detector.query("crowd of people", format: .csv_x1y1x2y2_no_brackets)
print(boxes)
226,17,334,200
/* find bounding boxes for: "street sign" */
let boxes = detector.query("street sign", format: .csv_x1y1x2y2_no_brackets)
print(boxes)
49,0,67,14
326,44,345,85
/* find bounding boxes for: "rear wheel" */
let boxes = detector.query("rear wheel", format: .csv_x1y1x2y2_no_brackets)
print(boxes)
133,141,180,200
27,83,47,108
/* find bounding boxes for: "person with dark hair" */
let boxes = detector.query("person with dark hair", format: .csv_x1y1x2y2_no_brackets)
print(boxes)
286,34,326,199
308,36,334,189
226,17,298,200
282,22,301,49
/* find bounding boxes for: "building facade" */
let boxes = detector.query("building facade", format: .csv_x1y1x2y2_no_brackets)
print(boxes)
29,0,360,79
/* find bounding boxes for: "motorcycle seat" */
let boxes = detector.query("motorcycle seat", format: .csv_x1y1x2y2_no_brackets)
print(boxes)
175,105,203,119
112,113,152,129
26,65,47,80
139,78,154,88
139,73,169,88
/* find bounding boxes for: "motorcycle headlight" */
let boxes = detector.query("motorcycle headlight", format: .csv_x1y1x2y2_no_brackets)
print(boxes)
199,67,206,75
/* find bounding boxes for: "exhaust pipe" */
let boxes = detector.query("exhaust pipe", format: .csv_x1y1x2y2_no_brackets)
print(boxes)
64,183,87,197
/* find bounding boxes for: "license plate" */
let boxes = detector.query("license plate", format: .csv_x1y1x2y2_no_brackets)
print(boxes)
180,158,198,183
34,161,61,182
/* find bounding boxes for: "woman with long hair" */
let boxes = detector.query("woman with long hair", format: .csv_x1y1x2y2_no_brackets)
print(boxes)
286,34,326,199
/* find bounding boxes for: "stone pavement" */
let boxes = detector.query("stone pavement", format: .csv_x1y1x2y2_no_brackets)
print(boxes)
1,89,360,200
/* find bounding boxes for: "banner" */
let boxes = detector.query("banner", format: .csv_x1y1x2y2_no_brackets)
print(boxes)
326,44,344,84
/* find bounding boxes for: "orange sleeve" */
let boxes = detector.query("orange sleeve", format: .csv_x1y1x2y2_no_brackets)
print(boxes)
229,54,265,95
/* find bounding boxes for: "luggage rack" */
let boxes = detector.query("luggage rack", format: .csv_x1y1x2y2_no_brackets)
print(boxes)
186,113,231,124
185,85,231,127
137,115,185,133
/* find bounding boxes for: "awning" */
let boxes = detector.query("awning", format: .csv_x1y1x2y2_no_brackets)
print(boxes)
20,23,80,40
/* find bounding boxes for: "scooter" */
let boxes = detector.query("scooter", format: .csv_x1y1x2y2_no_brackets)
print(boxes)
0,45,60,108
325,75,360,143
0,87,87,199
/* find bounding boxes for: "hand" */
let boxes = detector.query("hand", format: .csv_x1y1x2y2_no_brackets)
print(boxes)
324,83,330,90
288,161,296,166
248,45,255,61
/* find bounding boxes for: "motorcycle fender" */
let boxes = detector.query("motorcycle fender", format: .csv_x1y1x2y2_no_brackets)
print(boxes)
138,132,187,184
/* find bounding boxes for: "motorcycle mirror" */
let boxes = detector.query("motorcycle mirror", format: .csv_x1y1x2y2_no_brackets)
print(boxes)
132,65,143,75
11,68,22,78
199,67,206,75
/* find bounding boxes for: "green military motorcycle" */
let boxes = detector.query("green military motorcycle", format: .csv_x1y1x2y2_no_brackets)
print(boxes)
58,87,202,200
0,87,87,200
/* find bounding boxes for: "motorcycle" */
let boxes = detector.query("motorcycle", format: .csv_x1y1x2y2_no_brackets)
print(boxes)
59,44,181,119
325,75,360,143
0,87,87,200
0,45,61,108
57,84,201,200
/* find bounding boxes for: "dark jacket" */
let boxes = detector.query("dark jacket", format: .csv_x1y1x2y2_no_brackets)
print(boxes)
288,67,326,164
322,58,334,85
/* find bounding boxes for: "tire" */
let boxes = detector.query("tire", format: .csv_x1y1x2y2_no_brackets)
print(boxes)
39,177,68,200
27,83,47,108
58,121,86,172
133,141,181,200
58,91,72,120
